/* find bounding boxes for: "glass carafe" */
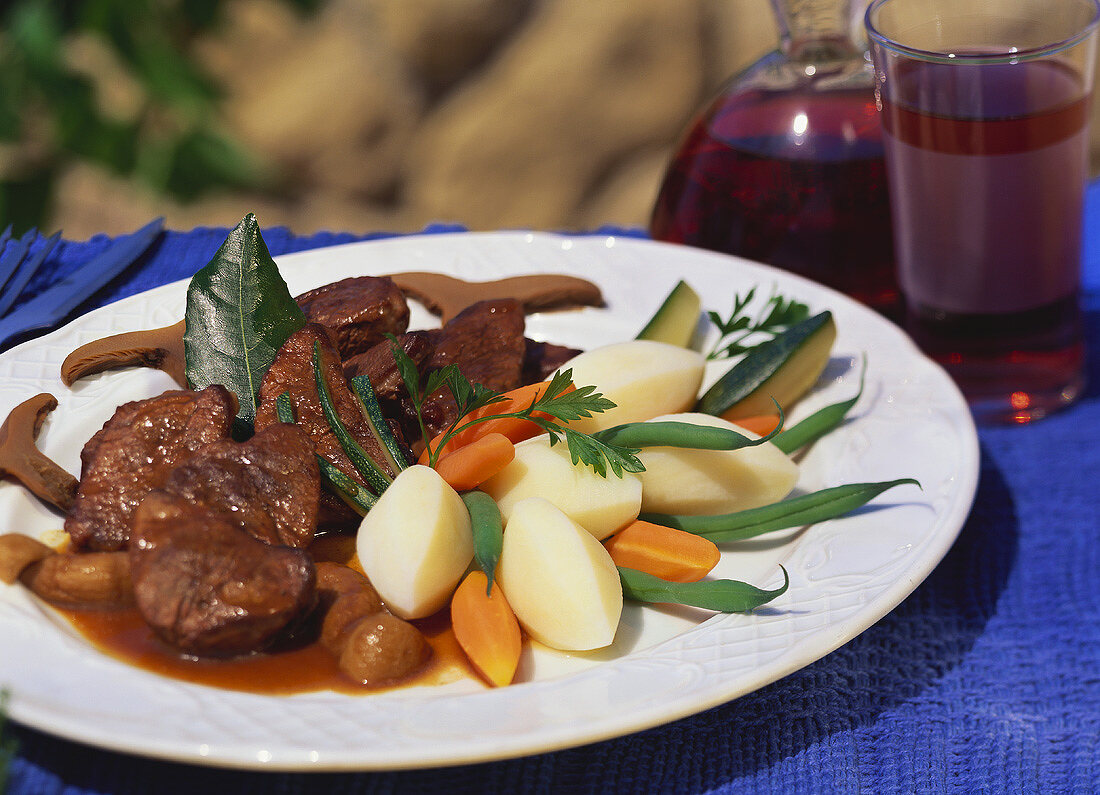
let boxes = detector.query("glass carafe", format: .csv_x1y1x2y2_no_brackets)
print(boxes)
650,0,897,312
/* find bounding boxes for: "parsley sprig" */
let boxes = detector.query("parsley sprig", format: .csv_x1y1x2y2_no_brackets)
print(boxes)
388,337,644,478
706,286,810,360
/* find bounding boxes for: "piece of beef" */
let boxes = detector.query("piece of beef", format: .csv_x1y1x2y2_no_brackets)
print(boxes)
130,491,316,658
255,324,406,529
163,424,320,548
66,386,236,552
425,299,525,390
342,330,434,399
420,299,527,436
523,338,582,384
342,330,435,445
295,276,409,359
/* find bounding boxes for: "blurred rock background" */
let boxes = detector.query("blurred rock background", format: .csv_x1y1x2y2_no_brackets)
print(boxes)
0,0,778,238
3,0,1098,240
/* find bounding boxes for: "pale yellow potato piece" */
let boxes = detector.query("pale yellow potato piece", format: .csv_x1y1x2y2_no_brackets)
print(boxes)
558,340,705,433
637,412,799,515
479,435,642,540
498,497,623,651
356,465,473,619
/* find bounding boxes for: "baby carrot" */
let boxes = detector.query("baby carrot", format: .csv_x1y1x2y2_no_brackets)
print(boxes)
419,379,575,464
723,413,782,437
603,520,721,583
433,433,515,492
451,570,522,688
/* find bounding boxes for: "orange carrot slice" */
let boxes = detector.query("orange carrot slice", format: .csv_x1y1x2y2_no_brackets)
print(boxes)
451,570,522,687
434,433,516,492
603,520,721,583
721,412,782,437
419,379,575,464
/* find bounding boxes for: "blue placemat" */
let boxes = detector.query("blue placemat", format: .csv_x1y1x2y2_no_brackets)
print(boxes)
4,206,1100,794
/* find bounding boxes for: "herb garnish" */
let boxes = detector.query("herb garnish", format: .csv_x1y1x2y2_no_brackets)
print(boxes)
185,214,307,435
388,338,644,478
706,286,810,360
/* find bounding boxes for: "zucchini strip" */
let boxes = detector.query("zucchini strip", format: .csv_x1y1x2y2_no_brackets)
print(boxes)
276,391,375,513
312,342,392,494
275,392,296,424
350,374,408,475
317,456,376,515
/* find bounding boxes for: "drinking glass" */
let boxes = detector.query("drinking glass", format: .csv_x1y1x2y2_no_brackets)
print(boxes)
865,0,1100,423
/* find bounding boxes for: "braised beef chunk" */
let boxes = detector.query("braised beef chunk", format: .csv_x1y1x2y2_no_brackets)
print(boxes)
295,276,410,359
66,386,236,552
420,299,527,435
163,424,320,548
256,324,406,529
342,330,434,399
130,492,316,658
523,338,582,384
426,299,525,390
342,330,434,444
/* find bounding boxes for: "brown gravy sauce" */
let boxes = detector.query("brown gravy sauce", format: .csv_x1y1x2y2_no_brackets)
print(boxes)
387,271,604,323
58,535,482,696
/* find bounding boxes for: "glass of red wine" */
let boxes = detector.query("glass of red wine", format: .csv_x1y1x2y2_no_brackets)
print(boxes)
866,0,1100,423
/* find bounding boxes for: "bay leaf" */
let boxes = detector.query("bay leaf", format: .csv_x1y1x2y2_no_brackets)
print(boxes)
184,214,306,433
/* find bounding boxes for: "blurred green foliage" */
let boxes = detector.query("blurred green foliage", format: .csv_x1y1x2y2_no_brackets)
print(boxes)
0,0,321,233
0,689,13,792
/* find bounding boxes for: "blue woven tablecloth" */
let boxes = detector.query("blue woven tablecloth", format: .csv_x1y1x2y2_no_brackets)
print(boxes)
5,195,1100,794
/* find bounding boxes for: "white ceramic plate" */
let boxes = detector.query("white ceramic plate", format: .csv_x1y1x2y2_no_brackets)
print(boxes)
0,232,978,771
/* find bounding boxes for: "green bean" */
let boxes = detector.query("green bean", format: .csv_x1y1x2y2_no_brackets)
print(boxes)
313,342,392,494
593,407,783,451
641,478,920,542
619,566,789,612
773,355,865,454
350,374,408,474
462,491,503,592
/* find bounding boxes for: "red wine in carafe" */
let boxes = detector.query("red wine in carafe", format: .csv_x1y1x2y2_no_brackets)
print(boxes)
650,85,898,311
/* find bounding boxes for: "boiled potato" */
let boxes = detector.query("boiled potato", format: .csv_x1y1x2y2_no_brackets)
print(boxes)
497,497,622,651
637,413,799,515
356,465,473,619
558,340,705,433
479,435,642,540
